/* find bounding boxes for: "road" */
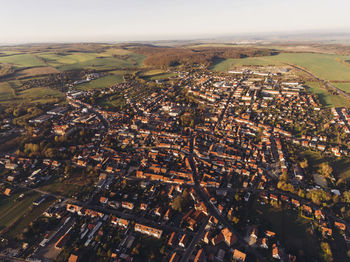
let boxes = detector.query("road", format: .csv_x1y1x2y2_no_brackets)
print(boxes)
187,135,267,262
180,216,209,262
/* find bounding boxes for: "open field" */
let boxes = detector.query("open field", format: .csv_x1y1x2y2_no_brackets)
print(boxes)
5,197,56,239
0,85,63,106
332,82,350,93
305,81,349,107
0,191,41,232
211,53,350,82
36,50,145,71
140,69,176,80
0,81,15,101
16,66,60,79
77,72,126,91
0,54,46,68
39,179,83,198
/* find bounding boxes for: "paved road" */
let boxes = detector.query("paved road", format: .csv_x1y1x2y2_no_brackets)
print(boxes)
180,216,209,262
187,136,267,262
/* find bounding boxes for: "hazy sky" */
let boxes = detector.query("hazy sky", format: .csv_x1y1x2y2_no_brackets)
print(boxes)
1,0,350,43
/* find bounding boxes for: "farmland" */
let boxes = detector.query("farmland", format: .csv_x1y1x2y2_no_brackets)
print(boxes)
36,51,145,71
140,69,176,80
76,72,126,90
0,82,15,101
0,54,46,68
211,53,350,82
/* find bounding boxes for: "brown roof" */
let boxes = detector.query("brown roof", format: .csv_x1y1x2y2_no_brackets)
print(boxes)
233,249,246,261
68,254,78,262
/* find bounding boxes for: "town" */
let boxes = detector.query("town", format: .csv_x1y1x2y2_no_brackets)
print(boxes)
1,65,350,262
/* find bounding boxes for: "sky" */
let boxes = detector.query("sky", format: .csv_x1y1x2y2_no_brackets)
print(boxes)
0,0,350,43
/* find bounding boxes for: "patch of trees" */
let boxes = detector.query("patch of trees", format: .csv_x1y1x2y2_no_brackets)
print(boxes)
134,46,278,68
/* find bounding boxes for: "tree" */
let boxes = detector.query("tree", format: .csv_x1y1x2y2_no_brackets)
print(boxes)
343,191,350,203
318,162,333,179
299,159,308,169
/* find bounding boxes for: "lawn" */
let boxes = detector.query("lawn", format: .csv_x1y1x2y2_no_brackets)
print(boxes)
0,54,46,68
211,53,350,81
77,73,125,90
305,81,350,108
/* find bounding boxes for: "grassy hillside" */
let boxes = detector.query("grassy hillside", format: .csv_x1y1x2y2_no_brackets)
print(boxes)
0,82,16,101
0,54,46,68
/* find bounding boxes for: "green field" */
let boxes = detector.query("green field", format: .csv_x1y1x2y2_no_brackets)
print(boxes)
211,53,350,81
0,191,41,232
0,54,46,68
305,81,349,107
332,83,350,93
77,72,126,91
0,82,15,101
140,69,176,80
210,57,279,71
36,51,145,71
0,84,63,106
5,197,56,239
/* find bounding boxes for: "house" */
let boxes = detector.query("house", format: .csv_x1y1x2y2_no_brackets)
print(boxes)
221,228,237,246
260,238,268,249
99,197,108,205
4,188,11,196
168,232,176,246
233,249,246,262
334,221,346,231
179,234,189,248
322,226,332,237
211,232,224,246
194,249,205,262
265,230,276,238
169,252,180,262
122,202,134,210
315,210,325,220
272,244,280,259
134,223,162,239
68,254,78,262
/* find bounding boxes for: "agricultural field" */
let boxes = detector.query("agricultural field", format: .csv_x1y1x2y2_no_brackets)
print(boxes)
0,82,15,101
36,50,145,71
76,72,126,91
0,84,63,106
0,54,46,68
140,69,176,80
332,83,350,93
211,52,350,82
